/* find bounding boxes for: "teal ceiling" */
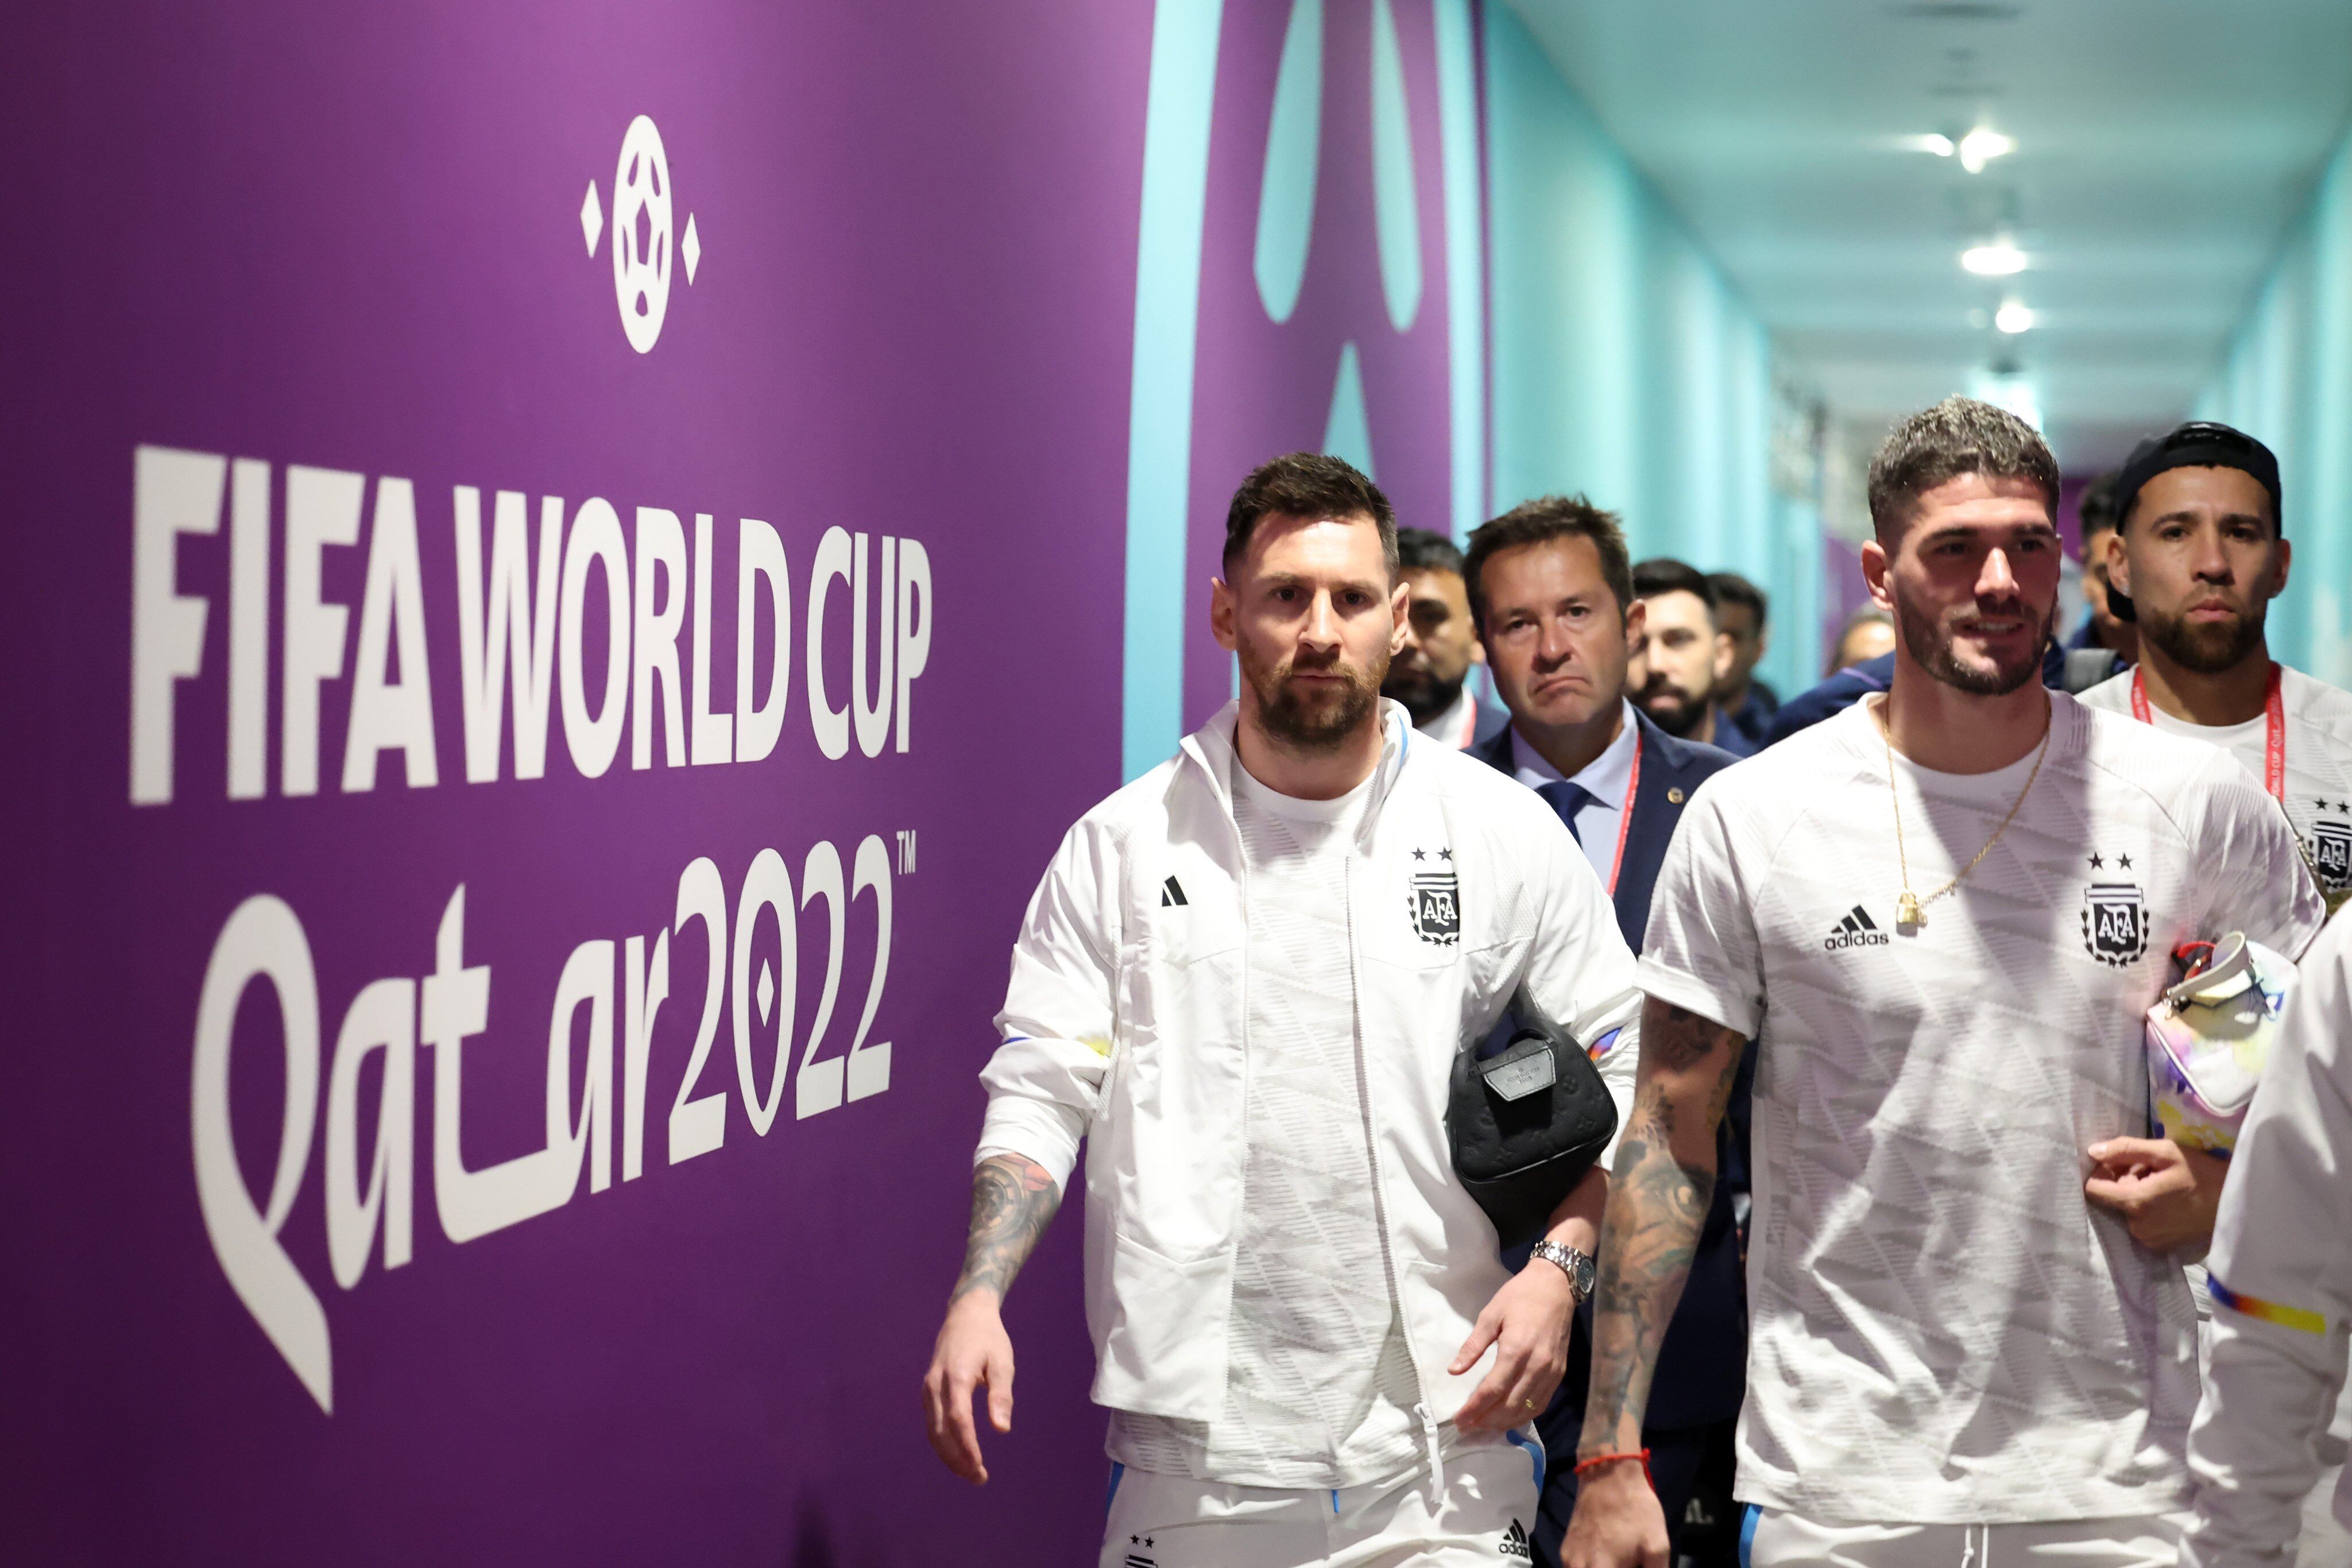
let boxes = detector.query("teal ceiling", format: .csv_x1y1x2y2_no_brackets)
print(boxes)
1506,0,2352,466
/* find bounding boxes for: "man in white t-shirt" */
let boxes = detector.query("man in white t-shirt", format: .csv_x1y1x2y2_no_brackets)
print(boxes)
923,453,1647,1567
2079,420,2352,917
1562,397,2327,1568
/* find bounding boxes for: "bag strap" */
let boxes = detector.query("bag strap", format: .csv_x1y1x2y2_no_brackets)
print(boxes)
2165,931,2253,1009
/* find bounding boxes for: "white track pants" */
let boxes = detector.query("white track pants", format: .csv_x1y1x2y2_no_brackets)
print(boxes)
1743,1508,2190,1568
1100,1430,1545,1568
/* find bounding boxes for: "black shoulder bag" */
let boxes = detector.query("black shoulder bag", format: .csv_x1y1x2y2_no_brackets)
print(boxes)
1447,983,1620,1247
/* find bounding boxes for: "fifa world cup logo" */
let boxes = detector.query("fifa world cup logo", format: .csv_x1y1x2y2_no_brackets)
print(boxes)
612,115,674,354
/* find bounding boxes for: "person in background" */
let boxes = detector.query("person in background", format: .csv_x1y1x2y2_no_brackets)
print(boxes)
1631,559,1754,757
1385,526,1512,749
1464,496,1749,1568
1832,605,1898,673
923,454,1647,1566
2079,420,2352,914
1564,394,2325,1568
1709,572,1778,751
2183,913,2352,1568
2046,471,2137,693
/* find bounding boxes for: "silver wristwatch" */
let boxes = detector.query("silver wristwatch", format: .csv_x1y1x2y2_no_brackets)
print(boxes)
1530,1240,1596,1302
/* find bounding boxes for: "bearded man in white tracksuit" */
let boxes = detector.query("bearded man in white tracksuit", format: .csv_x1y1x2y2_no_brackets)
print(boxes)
920,453,1647,1566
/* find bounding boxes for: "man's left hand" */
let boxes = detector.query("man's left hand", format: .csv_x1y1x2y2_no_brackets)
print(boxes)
2085,1135,2226,1255
1449,1259,1577,1433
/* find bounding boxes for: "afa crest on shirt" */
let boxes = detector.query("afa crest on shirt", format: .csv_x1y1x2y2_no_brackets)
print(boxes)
2310,815,2351,889
1408,869,1460,946
2080,878,2150,966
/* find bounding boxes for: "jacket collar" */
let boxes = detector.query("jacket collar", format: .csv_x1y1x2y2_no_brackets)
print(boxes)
1178,699,1415,851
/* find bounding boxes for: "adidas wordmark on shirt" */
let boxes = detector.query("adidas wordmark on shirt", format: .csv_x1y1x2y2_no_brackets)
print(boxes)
2079,663,2352,900
1639,693,2326,1524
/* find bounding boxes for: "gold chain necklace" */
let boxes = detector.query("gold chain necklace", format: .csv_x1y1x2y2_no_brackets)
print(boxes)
1882,696,2052,928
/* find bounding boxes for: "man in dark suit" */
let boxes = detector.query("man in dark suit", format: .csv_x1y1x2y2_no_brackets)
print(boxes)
1463,496,1748,1568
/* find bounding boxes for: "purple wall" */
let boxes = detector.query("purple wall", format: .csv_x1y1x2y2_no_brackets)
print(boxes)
0,5,1483,1562
0,5,1162,1562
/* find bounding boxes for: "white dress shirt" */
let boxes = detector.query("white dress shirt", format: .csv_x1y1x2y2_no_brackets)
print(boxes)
1510,700,1639,886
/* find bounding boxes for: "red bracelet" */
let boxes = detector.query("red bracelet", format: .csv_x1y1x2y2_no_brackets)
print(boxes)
1572,1449,1653,1485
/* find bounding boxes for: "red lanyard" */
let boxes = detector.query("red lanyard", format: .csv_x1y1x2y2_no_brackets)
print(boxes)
1604,729,1643,896
1450,696,1479,749
2129,662,2285,800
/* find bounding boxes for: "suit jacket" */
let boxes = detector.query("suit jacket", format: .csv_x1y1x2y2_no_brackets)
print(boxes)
1469,709,1735,954
1475,710,1751,1434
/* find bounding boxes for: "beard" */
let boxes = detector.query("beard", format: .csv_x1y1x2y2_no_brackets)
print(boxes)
1892,587,2056,696
1379,658,1464,728
1248,644,1386,752
2139,600,2266,676
1637,678,1707,738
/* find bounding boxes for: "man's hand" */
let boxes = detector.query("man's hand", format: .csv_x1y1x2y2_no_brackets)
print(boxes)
921,1154,1059,1484
2086,1136,2226,1254
1561,1460,1670,1568
1450,1259,1577,1433
923,1292,1015,1484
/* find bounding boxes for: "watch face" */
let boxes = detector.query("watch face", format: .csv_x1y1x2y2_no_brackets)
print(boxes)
1575,1255,1596,1294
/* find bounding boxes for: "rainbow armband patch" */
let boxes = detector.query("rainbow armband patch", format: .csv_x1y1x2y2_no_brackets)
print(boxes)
2207,1274,2328,1335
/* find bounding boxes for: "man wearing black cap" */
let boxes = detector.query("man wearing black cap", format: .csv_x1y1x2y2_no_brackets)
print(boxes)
2078,421,2352,915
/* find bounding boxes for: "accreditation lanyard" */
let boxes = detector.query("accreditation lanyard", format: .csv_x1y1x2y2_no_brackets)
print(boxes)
2129,662,2285,800
1448,696,1479,750
1603,728,1643,896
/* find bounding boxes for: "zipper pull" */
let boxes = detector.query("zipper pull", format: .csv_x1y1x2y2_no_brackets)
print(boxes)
1414,1401,1445,1498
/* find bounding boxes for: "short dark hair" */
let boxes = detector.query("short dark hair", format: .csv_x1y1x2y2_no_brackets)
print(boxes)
1865,396,2060,541
1633,557,1717,618
1395,526,1465,579
1223,452,1398,578
2076,471,2121,539
1708,571,1766,627
1463,495,1632,630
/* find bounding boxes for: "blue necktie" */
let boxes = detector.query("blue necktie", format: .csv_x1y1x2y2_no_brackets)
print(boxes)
1537,780,1593,845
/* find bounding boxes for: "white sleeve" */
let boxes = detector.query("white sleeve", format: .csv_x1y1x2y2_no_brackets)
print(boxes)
2185,915,2352,1568
1519,806,1644,1167
1635,783,1769,1040
2198,760,2329,961
974,820,1121,1197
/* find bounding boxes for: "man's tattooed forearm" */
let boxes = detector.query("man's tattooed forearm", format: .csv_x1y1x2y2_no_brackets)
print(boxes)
950,1154,1061,1304
1646,1001,1728,1073
1579,1008,1742,1456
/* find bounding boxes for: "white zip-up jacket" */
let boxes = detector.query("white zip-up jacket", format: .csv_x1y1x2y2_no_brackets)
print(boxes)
2187,911,2352,1568
976,701,1643,1427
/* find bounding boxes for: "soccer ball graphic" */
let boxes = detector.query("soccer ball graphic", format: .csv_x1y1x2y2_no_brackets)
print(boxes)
612,115,673,354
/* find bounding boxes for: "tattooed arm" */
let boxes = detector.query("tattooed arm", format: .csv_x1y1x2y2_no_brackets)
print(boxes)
921,1153,1062,1484
1562,997,1747,1568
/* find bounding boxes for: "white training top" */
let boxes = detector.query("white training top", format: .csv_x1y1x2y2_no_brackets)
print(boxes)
1638,692,2326,1524
2079,663,2352,905
1108,764,1422,1488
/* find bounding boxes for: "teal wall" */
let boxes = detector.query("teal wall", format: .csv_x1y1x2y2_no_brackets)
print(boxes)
1482,6,1815,701
2194,130,2352,686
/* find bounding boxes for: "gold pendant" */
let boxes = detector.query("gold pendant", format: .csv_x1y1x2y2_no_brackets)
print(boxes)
1897,891,1923,928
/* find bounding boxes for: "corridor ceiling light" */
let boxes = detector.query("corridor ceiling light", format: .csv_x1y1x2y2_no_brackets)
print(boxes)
1897,133,1957,156
1962,242,2028,276
1958,127,2016,173
1995,300,2035,334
